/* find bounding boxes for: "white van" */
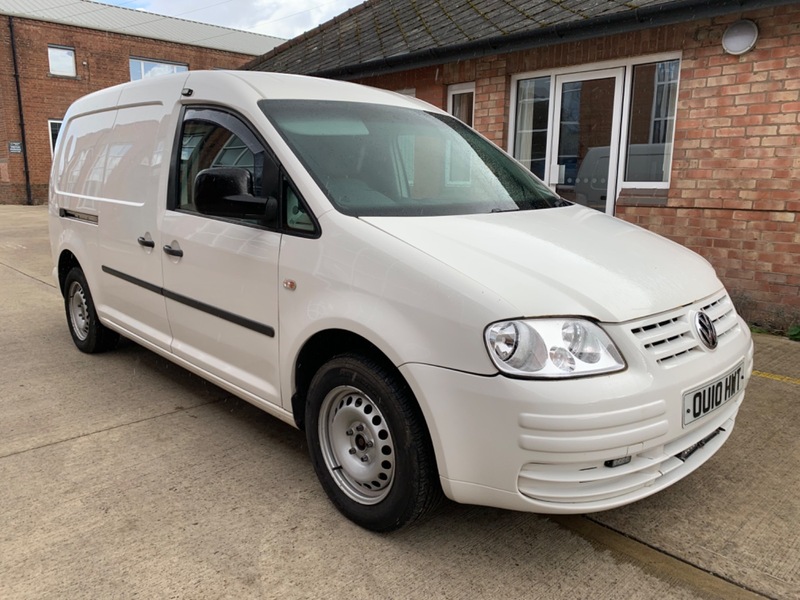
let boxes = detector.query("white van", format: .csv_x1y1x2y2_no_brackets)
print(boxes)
49,71,753,531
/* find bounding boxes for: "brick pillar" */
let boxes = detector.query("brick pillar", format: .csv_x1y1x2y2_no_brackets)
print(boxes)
473,55,509,147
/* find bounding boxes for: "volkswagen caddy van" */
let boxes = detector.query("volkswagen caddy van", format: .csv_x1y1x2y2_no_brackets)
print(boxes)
49,71,753,531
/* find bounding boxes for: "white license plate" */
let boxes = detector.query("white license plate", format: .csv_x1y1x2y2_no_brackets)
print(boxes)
683,361,744,427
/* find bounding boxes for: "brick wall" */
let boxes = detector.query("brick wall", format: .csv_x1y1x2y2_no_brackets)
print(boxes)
358,5,800,329
0,16,255,205
618,4,800,330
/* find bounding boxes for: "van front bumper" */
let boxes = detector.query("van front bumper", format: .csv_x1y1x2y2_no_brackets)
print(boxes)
400,311,753,514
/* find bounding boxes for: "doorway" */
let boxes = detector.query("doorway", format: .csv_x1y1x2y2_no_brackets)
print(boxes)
547,68,624,214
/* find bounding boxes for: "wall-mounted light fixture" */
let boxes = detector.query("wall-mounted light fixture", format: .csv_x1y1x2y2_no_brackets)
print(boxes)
722,20,759,55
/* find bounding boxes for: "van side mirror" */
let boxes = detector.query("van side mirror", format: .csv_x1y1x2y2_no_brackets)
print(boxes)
194,167,268,220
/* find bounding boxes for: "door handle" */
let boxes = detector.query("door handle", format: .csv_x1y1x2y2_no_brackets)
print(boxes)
137,236,155,248
162,244,184,258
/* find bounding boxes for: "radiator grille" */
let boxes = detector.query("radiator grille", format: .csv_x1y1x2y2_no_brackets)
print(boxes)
630,293,738,367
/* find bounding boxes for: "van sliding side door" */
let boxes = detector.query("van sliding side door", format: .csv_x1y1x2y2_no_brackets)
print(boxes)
97,81,178,350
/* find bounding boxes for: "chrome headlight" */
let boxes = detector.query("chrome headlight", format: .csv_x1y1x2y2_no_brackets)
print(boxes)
484,319,625,378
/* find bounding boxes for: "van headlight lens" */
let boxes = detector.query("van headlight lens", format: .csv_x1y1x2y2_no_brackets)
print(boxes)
485,319,625,378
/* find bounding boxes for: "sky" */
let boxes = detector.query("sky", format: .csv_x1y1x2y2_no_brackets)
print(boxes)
95,0,364,40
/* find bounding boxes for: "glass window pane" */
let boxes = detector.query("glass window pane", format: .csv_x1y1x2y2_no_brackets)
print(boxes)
262,99,564,217
179,121,239,211
177,113,265,221
212,138,254,169
625,59,679,182
49,121,62,155
129,58,188,81
48,46,76,77
513,77,550,180
397,134,415,186
555,76,617,209
451,92,474,126
285,183,314,232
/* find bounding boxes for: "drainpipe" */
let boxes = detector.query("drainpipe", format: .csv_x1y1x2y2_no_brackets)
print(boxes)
8,16,33,205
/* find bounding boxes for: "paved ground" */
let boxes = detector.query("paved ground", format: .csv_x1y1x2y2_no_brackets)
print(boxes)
1,205,799,599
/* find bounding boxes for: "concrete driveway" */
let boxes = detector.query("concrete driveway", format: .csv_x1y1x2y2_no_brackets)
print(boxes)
1,205,798,599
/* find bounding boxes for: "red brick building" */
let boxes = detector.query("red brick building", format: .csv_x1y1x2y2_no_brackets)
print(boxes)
0,0,280,206
248,0,800,331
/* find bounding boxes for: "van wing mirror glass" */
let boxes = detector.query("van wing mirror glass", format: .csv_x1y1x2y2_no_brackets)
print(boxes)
194,167,267,220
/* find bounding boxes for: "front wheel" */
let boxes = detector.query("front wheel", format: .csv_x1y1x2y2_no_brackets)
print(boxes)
306,354,441,532
63,267,119,353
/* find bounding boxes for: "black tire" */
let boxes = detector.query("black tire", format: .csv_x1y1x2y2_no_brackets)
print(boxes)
63,267,119,353
305,353,441,532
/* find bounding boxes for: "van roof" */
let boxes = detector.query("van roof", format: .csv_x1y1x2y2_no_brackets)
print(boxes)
69,70,434,116
229,70,433,108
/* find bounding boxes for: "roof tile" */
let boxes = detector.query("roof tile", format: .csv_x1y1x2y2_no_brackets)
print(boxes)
246,0,787,77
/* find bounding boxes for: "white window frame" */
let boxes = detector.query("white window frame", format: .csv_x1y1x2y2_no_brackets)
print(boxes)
508,52,682,200
48,45,76,77
549,68,625,215
48,120,63,156
447,82,476,126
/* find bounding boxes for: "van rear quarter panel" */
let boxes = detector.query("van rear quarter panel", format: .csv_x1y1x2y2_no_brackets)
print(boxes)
50,77,186,343
50,91,120,299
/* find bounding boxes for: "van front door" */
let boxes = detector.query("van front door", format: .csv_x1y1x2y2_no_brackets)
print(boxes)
160,107,281,406
548,68,624,214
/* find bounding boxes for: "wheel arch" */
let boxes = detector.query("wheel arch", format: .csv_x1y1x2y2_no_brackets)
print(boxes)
291,329,432,442
57,250,82,296
292,329,386,429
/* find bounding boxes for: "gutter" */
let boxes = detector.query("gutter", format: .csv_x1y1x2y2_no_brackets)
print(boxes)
7,16,33,205
297,0,791,80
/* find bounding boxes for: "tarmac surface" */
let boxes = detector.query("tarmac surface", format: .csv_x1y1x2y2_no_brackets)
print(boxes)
1,205,799,599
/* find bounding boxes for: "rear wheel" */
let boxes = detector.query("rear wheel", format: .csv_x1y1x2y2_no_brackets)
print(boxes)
63,267,119,353
306,354,441,532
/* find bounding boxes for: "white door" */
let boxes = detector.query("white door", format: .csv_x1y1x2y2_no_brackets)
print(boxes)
96,79,181,350
160,107,282,405
547,68,624,214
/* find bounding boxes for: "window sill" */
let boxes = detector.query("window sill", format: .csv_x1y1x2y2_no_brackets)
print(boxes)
616,188,668,207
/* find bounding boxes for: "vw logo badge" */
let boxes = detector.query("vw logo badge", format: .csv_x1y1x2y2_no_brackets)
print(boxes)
695,311,718,350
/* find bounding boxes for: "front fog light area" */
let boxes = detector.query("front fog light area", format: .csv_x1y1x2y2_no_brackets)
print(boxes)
485,318,625,378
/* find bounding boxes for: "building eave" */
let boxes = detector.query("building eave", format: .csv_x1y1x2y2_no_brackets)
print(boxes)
251,0,793,80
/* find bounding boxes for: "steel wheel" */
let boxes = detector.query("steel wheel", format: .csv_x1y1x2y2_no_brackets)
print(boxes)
306,354,442,531
62,266,119,353
318,385,395,505
67,280,90,342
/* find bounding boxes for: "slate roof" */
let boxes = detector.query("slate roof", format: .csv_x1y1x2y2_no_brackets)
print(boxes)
0,0,282,56
246,0,788,78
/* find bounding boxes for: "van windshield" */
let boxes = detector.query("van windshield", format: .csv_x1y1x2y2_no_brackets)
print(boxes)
259,100,567,217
